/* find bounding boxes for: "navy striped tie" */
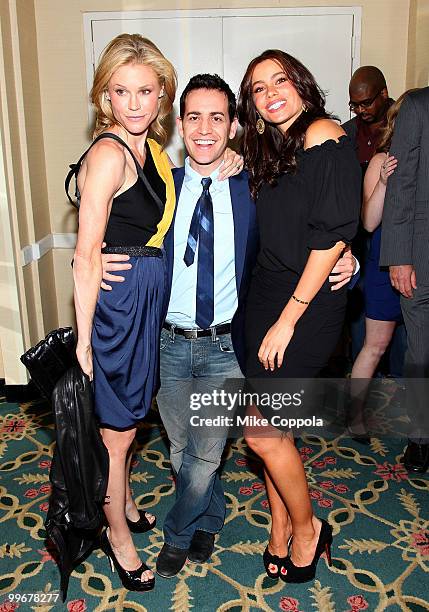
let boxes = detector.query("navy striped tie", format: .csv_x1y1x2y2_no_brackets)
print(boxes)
183,177,214,329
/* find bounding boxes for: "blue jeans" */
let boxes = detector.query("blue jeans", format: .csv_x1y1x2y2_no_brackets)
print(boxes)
157,327,243,549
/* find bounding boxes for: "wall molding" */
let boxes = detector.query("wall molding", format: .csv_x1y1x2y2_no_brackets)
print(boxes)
21,232,76,265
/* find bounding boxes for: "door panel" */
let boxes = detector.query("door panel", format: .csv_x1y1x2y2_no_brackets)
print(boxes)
223,14,353,123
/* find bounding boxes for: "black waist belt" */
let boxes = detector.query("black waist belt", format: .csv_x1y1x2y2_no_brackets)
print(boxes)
102,245,162,257
163,321,231,339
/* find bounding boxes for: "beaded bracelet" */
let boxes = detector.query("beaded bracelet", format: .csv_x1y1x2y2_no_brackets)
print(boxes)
292,294,310,305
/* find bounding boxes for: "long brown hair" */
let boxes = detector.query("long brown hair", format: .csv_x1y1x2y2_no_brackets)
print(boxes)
237,49,334,199
377,88,420,153
90,34,177,146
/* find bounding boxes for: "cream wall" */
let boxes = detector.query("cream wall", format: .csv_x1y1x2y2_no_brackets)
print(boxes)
0,0,427,383
413,0,429,86
0,1,43,384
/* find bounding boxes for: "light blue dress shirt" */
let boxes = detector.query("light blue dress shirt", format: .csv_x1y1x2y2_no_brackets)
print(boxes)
167,158,237,328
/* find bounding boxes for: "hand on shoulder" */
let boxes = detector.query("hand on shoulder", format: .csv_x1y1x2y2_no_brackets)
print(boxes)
304,119,345,150
370,151,387,166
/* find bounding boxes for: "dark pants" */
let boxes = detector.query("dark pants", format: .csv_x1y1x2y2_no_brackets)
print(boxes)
400,284,429,442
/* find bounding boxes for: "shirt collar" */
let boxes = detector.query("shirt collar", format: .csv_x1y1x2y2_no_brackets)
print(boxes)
183,157,228,195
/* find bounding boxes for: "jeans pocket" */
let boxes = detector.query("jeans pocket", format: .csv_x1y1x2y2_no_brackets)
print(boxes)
218,334,234,353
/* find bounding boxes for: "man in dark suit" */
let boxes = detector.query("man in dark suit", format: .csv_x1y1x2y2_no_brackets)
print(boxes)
380,86,429,473
102,74,356,577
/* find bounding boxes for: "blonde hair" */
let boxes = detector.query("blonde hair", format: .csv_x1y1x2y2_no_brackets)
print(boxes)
377,88,420,152
90,33,177,146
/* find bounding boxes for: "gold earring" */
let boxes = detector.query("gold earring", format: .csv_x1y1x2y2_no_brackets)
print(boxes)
105,92,111,102
302,103,307,112
256,112,265,135
158,88,165,99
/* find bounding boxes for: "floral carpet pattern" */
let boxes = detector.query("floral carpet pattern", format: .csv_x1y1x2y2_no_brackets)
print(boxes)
0,379,428,612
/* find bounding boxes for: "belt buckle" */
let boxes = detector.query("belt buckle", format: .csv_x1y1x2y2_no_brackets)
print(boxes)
184,329,198,339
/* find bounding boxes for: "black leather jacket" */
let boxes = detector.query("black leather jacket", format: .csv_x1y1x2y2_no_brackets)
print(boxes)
45,366,109,600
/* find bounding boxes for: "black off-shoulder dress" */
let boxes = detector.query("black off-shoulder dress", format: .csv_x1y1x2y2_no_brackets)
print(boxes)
244,136,361,379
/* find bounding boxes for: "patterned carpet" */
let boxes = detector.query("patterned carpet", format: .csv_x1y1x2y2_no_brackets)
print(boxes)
1,379,428,612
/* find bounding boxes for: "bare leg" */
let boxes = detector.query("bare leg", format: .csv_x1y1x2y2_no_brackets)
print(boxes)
124,443,155,525
264,467,292,573
245,407,320,568
352,318,397,378
101,427,153,582
349,319,396,433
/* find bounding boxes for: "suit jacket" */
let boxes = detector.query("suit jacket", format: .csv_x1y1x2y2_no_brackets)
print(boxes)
380,87,429,283
163,167,259,373
341,116,358,145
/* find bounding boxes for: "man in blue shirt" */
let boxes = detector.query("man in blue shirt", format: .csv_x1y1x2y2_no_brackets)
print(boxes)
156,75,257,578
102,74,356,578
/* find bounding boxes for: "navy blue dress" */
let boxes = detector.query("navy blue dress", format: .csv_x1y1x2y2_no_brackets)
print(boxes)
90,135,170,429
364,225,402,322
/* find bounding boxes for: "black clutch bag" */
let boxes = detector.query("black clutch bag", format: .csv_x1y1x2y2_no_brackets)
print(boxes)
20,327,77,399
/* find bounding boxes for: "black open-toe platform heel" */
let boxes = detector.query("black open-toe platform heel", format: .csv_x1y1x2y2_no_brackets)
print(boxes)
263,546,284,579
100,530,155,591
280,519,333,584
126,510,156,534
263,536,291,579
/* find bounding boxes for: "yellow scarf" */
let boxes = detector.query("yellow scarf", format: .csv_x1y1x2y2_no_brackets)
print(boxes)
145,138,176,248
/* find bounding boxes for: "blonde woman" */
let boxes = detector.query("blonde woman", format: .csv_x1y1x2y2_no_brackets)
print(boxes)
73,33,177,591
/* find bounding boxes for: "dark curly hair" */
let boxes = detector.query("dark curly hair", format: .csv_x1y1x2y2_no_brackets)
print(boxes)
237,49,335,199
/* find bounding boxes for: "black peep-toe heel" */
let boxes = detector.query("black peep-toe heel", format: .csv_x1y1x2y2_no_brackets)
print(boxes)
280,519,333,584
100,529,155,592
126,510,156,534
263,535,291,579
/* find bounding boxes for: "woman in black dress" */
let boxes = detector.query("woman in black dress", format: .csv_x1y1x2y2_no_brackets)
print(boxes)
237,50,361,583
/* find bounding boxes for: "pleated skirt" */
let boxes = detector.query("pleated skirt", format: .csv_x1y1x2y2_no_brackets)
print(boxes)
92,254,166,428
